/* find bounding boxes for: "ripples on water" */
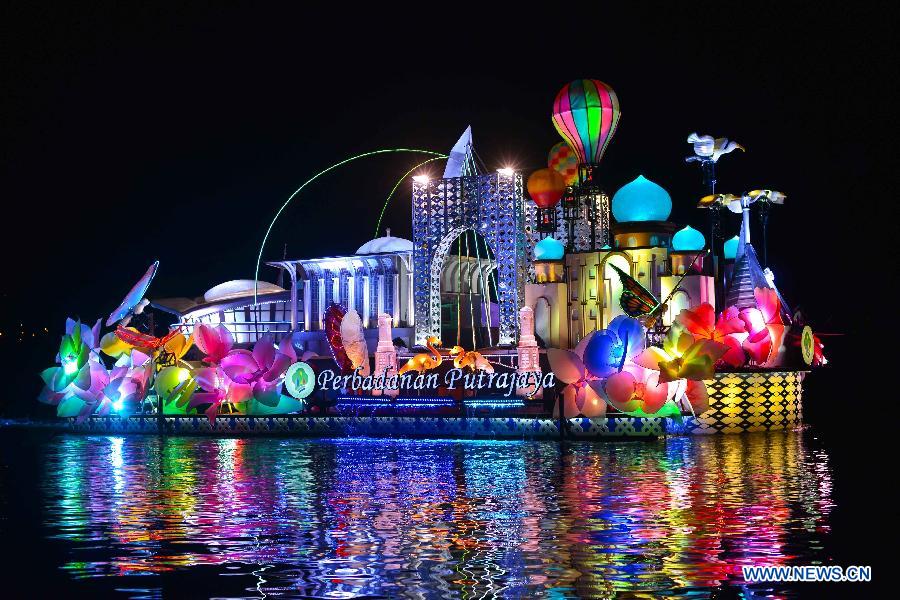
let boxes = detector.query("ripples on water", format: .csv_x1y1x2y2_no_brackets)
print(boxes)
35,432,833,598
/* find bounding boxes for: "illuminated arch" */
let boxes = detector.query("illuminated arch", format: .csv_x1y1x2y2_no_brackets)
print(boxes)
666,289,692,326
412,172,526,346
533,297,551,344
374,156,447,238
600,251,634,328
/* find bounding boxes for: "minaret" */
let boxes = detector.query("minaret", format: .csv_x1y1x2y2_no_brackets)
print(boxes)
516,306,542,399
373,312,398,397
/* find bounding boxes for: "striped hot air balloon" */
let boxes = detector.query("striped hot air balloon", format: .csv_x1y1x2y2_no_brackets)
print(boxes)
551,79,621,167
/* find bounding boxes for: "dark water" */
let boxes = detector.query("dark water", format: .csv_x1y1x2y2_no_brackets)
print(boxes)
0,429,879,599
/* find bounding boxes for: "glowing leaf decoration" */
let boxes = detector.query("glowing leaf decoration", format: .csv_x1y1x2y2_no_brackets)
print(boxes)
553,384,582,418
581,381,608,418
547,349,586,385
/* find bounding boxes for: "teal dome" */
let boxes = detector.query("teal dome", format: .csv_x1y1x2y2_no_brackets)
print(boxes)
611,175,672,222
534,236,565,260
723,235,740,260
672,226,706,251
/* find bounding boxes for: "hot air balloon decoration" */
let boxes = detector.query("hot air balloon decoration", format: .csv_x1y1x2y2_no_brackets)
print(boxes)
548,142,579,187
552,79,621,181
551,79,620,251
527,168,566,234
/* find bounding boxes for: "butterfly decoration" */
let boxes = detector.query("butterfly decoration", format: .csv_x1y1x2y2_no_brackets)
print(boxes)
114,326,180,351
609,264,663,324
106,261,159,326
608,250,708,329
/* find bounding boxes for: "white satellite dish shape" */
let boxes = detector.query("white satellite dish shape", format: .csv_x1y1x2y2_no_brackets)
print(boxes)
443,125,473,178
340,309,371,376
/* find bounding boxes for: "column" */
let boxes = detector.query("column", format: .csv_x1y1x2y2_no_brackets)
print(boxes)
373,313,398,397
392,274,400,327
332,275,340,307
406,272,414,326
303,279,311,332
347,275,355,314
318,279,326,330
288,265,298,331
376,275,385,317
362,275,371,328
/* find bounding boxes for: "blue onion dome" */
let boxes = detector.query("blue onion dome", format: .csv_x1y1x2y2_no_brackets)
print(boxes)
534,236,565,260
672,225,706,251
611,175,673,222
723,235,740,260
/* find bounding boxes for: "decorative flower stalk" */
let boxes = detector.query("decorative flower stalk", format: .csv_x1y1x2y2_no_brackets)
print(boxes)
39,319,109,420
633,324,727,415
549,316,686,418
101,349,153,416
189,326,297,423
676,303,747,367
194,323,234,364
739,288,786,366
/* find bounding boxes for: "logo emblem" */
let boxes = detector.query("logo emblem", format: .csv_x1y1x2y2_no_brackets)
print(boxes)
800,326,815,366
285,361,315,399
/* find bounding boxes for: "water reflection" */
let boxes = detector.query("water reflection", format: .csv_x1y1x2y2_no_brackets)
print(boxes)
43,433,833,598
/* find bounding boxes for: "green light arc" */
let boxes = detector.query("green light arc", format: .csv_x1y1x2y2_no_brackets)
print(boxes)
254,148,446,306
373,156,447,239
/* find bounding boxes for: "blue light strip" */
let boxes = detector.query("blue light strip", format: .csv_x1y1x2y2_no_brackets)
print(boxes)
334,397,525,410
464,399,525,409
335,397,455,409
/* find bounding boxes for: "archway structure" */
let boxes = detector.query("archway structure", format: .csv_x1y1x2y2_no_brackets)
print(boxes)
412,171,526,346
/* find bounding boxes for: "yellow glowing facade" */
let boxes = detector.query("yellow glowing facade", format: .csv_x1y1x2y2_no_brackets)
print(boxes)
525,242,715,348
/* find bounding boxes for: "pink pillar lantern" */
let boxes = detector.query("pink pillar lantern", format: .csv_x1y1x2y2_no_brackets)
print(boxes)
373,312,398,397
516,306,542,399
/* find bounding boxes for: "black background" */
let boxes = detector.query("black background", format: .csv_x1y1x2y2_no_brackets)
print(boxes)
2,5,893,344
0,4,895,594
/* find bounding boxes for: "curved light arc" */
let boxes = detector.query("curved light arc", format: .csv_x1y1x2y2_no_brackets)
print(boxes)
255,148,445,306
373,156,447,238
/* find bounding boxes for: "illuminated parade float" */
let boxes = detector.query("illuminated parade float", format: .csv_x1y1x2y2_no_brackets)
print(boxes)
38,79,827,438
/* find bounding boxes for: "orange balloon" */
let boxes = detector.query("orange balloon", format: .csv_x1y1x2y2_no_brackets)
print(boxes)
527,168,566,209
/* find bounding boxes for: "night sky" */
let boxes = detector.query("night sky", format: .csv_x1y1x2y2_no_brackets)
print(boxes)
1,5,894,414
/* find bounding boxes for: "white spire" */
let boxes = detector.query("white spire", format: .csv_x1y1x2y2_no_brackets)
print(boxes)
443,126,473,178
733,193,755,260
